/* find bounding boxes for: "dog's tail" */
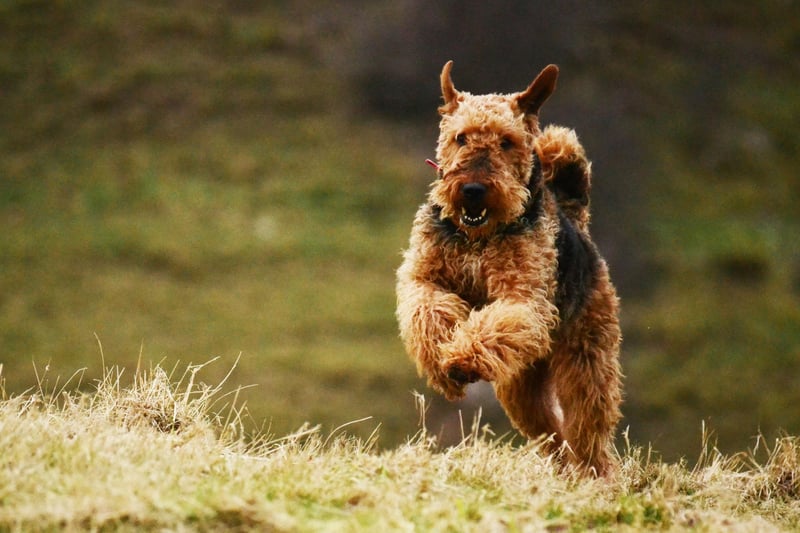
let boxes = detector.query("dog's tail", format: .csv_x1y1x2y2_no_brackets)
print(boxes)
534,125,592,232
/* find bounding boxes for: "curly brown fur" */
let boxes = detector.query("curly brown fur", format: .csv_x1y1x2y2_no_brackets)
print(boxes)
396,61,623,477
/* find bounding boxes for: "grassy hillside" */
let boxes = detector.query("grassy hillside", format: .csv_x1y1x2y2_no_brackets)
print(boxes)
1,362,799,531
0,1,425,443
2,0,799,461
609,5,800,457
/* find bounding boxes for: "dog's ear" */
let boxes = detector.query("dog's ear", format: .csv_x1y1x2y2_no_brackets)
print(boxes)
517,64,559,116
439,60,460,114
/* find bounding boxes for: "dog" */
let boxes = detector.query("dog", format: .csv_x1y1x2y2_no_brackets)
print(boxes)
396,61,622,476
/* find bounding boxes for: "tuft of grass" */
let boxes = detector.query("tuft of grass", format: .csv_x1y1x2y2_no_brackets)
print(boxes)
1,362,799,531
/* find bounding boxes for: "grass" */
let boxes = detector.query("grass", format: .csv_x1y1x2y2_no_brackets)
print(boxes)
1,361,799,531
0,1,426,445
0,116,423,444
2,0,800,463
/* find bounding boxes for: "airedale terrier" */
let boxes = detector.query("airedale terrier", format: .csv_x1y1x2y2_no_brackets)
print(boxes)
396,61,622,476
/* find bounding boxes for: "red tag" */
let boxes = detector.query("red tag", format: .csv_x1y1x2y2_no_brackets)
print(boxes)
425,159,440,171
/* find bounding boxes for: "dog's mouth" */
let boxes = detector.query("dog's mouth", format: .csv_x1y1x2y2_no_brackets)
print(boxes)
460,206,489,227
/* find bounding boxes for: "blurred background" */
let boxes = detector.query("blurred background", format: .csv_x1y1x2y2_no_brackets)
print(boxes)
1,0,798,460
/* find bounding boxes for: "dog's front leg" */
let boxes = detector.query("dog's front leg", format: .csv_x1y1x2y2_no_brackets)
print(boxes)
396,277,472,400
441,295,558,386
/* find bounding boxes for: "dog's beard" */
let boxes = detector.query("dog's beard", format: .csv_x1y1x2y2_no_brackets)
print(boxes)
429,173,531,232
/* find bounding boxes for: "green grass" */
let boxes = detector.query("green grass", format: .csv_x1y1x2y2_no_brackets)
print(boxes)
0,118,423,443
2,0,800,461
1,361,799,531
0,1,426,445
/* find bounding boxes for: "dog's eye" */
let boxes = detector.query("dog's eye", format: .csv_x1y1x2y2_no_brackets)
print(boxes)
455,133,467,146
500,137,514,150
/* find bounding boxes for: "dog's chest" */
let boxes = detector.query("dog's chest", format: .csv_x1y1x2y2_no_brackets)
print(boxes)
451,251,487,307
436,243,505,309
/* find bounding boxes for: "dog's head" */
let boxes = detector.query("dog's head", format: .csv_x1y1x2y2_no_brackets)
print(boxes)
429,60,558,237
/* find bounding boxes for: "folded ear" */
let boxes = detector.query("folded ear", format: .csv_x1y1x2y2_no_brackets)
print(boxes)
516,64,559,116
439,60,459,114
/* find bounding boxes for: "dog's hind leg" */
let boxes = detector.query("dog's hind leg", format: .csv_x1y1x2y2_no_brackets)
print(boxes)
495,360,565,456
549,280,623,477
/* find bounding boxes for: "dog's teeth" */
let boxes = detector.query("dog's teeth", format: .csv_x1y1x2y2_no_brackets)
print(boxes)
459,207,489,226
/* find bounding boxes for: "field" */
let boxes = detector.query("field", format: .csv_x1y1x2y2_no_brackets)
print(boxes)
0,1,430,444
1,362,799,531
2,0,799,479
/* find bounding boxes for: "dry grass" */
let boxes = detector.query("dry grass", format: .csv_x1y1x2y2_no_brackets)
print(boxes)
1,362,799,531
0,365,800,531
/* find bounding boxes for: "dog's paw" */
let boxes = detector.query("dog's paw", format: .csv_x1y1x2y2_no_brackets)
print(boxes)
439,336,503,389
444,362,482,386
441,353,496,390
428,370,467,401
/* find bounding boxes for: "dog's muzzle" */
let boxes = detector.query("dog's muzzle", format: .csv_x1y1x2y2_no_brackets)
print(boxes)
460,182,489,226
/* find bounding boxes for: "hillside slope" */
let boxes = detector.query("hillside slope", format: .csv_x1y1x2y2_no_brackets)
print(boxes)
1,363,799,531
1,1,799,459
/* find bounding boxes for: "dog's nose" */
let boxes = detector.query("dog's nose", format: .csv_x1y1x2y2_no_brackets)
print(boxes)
461,182,487,202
